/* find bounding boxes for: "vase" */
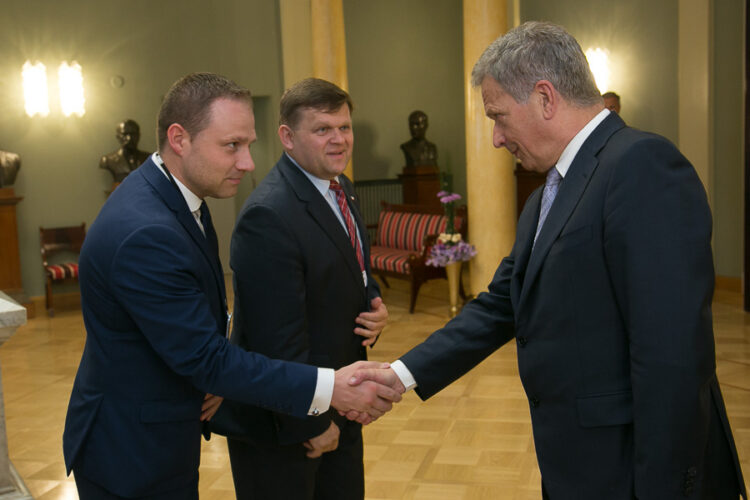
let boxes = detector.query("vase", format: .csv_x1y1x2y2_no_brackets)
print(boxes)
445,261,461,318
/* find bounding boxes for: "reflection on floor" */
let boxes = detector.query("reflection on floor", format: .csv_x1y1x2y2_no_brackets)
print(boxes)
2,276,748,499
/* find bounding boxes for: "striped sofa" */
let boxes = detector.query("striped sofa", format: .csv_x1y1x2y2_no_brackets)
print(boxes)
370,202,466,313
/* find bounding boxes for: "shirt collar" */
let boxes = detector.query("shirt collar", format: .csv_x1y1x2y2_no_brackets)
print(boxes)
152,152,203,213
284,151,339,196
554,108,610,178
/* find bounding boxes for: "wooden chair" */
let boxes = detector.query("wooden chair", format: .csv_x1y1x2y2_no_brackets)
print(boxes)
39,223,86,316
369,202,467,313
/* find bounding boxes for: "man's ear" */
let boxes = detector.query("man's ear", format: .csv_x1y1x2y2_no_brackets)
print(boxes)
534,80,558,120
278,124,294,151
166,123,190,156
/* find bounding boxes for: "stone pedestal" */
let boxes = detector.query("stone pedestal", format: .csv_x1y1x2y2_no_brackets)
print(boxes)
398,165,441,208
0,292,32,499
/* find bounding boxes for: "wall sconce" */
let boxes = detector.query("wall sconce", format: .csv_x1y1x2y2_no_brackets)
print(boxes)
22,61,50,117
21,60,86,117
585,47,610,93
58,61,86,117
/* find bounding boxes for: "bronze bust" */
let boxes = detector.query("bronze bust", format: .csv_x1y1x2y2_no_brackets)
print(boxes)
100,119,150,182
400,110,437,167
0,149,21,188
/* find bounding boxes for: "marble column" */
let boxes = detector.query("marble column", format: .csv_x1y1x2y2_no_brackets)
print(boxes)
279,0,313,88
310,0,353,180
0,292,31,499
463,0,515,294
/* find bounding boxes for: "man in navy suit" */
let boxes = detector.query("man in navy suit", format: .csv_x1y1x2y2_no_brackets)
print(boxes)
63,73,400,499
211,78,387,499
354,22,746,499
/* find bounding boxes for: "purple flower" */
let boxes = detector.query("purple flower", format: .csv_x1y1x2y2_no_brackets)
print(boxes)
426,240,477,267
439,193,462,204
437,190,449,197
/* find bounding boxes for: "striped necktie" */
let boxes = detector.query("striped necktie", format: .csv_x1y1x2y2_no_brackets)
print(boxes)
533,167,562,247
329,179,365,272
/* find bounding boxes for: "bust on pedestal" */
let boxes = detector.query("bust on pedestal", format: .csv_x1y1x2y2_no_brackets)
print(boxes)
398,111,441,208
100,119,150,193
0,149,32,316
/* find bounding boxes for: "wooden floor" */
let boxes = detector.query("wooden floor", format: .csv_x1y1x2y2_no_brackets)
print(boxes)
2,276,748,499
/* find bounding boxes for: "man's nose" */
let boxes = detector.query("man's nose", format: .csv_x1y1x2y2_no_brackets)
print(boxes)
237,148,255,172
492,125,506,149
330,128,346,143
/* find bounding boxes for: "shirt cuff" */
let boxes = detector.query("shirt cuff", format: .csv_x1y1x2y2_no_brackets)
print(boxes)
307,367,334,416
390,359,417,391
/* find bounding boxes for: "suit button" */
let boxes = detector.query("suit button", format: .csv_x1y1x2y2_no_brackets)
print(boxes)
517,336,527,347
530,397,540,408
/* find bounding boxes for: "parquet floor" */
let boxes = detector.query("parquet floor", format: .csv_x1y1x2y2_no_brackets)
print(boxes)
1,276,748,499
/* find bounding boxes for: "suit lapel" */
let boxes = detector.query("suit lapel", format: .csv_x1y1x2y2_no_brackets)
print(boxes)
510,187,541,309
141,160,227,318
277,156,367,294
517,113,626,311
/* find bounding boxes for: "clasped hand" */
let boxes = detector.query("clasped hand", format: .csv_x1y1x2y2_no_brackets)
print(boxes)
331,362,406,425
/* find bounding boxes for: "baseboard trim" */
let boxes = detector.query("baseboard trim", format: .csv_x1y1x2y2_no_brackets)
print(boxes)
30,292,81,316
715,276,742,293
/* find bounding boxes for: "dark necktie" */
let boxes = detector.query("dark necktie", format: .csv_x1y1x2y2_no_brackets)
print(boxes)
199,201,220,261
199,201,228,337
329,179,365,272
533,167,562,247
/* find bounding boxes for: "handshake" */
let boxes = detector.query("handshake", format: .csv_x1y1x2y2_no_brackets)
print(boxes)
331,361,406,425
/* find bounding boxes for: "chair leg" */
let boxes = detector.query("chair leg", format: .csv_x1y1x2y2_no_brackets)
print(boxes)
409,274,423,314
45,278,54,317
379,274,390,288
459,273,467,302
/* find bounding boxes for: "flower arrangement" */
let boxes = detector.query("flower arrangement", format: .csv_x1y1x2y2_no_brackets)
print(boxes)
426,191,477,267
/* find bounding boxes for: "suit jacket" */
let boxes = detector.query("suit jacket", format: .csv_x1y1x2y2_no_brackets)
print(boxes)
400,113,746,499
62,157,318,497
212,153,380,446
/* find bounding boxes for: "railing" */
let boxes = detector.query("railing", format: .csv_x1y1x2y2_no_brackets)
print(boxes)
353,178,402,242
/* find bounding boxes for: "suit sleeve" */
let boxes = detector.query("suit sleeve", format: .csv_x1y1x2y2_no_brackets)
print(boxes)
230,204,331,445
109,224,317,418
602,136,716,497
400,249,517,400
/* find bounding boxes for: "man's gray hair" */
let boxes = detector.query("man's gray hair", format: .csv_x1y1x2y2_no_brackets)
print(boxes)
471,21,601,107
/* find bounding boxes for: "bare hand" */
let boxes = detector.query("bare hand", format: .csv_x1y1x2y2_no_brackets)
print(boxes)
331,361,401,423
302,421,340,458
201,393,224,421
355,297,388,346
340,366,406,423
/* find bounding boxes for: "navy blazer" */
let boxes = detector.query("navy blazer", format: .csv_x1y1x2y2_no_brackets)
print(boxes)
63,158,318,497
211,154,380,446
400,114,746,499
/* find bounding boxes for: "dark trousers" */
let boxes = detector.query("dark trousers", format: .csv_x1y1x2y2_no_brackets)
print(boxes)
227,420,364,500
74,472,199,500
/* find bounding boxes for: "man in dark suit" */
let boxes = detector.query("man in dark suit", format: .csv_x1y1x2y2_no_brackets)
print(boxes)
213,78,388,499
63,73,399,500
353,22,746,499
